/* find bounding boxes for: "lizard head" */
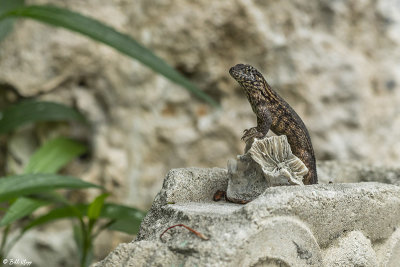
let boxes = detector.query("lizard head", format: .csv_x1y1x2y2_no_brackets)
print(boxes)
229,64,265,89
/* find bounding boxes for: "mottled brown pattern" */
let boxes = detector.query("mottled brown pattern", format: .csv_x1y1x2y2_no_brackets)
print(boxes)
229,64,318,184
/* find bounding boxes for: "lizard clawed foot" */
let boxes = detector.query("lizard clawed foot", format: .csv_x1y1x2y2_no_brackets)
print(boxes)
241,127,264,142
213,190,249,204
241,127,258,140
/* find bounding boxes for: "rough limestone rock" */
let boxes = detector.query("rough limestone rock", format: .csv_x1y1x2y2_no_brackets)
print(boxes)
94,168,400,267
317,161,400,186
2,0,400,211
227,135,308,202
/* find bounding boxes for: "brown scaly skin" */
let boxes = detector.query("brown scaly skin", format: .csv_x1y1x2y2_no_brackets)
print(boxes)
229,64,318,185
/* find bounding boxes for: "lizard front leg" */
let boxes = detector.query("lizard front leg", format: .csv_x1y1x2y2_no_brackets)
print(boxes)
242,105,272,142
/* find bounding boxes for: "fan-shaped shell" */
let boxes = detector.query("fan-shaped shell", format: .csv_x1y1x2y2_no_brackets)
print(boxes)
249,136,308,185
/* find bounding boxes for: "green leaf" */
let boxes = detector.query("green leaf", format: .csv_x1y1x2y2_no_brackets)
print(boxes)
23,203,146,235
0,100,86,134
28,191,70,205
23,204,87,232
87,193,109,220
107,219,140,235
0,0,24,42
101,203,146,221
0,174,100,202
73,223,84,259
24,137,87,174
101,203,146,234
0,197,49,227
0,5,219,107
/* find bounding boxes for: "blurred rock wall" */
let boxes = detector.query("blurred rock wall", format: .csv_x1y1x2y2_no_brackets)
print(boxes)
1,0,400,210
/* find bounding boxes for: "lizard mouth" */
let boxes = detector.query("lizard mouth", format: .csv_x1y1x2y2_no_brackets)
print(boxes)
229,64,246,78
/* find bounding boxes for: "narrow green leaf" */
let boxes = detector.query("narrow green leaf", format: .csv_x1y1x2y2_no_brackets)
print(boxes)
73,224,84,259
28,191,70,205
0,197,49,227
87,193,109,220
0,0,24,42
101,203,146,221
24,137,87,174
0,100,86,134
23,203,146,235
0,174,100,202
108,219,141,235
0,5,219,107
101,203,146,234
0,0,25,17
23,204,87,232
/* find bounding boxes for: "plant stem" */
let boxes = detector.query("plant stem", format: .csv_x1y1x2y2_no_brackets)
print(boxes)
0,225,11,260
92,219,115,240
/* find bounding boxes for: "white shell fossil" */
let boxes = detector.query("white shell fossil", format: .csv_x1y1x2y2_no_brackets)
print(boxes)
249,136,308,186
227,135,308,202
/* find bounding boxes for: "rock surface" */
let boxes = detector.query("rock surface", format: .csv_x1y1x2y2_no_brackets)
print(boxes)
227,136,308,202
94,167,400,267
2,0,400,210
317,161,400,186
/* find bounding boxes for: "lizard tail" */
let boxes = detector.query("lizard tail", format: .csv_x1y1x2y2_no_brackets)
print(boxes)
304,164,318,184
